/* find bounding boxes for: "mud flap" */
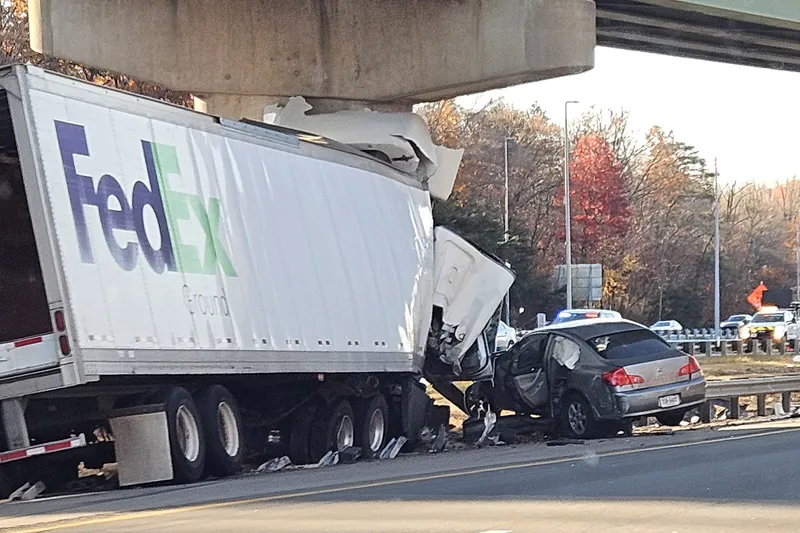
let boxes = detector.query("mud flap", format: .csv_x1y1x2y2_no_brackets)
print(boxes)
108,404,172,487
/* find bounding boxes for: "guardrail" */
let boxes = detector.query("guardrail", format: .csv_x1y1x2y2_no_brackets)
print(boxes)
656,329,796,356
701,374,800,422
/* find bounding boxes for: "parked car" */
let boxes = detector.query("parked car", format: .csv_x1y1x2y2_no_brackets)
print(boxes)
465,319,706,438
494,320,518,351
550,309,622,325
720,314,752,334
650,320,683,335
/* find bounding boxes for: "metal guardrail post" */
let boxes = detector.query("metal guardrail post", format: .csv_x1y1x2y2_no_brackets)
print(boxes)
737,340,745,356
779,337,787,355
720,340,728,356
729,397,740,419
766,341,773,356
783,392,792,412
750,339,759,354
700,401,712,423
757,394,766,416
705,341,713,357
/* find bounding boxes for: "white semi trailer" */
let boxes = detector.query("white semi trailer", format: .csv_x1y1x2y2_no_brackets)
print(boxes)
0,65,513,493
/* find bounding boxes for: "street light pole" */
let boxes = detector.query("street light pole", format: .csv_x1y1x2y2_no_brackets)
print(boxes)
504,138,510,244
503,137,511,324
713,159,720,339
564,100,578,310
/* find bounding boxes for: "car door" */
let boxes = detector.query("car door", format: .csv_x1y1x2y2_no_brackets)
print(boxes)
509,333,550,410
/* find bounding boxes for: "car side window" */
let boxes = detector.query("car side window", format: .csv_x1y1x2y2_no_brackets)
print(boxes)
512,334,548,374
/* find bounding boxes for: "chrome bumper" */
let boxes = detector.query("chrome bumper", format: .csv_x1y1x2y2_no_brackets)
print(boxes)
606,377,706,419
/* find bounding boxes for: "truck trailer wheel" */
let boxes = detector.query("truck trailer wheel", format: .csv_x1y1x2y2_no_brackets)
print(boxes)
156,386,206,483
309,400,355,463
195,385,244,478
354,394,389,459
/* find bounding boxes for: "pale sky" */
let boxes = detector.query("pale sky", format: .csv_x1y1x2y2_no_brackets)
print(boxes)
456,47,800,185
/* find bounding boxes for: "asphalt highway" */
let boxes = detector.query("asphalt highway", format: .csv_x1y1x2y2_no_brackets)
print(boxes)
2,422,800,533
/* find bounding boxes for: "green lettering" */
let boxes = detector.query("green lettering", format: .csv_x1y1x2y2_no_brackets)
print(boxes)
151,143,203,273
189,196,237,277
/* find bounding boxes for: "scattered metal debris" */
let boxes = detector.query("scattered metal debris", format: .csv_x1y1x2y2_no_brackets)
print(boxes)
379,436,407,459
256,455,291,473
428,424,447,453
475,411,497,447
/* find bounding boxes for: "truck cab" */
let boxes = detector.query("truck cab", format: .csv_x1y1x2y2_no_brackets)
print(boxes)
746,306,797,349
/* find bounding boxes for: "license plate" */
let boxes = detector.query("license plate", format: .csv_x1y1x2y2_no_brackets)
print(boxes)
659,394,681,408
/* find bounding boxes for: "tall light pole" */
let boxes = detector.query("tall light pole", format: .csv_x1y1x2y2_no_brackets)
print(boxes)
796,222,799,302
503,137,512,324
564,100,579,309
713,159,720,339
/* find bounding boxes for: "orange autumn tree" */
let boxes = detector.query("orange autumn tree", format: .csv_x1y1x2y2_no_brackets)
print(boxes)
557,133,631,263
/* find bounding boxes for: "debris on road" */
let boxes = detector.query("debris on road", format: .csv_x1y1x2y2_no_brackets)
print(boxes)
475,411,497,447
380,436,407,459
256,455,291,473
428,424,447,453
338,446,362,463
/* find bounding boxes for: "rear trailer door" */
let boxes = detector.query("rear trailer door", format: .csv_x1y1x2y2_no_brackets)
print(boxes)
0,84,59,378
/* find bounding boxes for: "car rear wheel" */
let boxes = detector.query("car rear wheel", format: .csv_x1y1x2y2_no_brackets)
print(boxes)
561,393,601,439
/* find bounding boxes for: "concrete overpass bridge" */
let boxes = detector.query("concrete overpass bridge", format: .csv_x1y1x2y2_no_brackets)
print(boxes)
26,1,800,119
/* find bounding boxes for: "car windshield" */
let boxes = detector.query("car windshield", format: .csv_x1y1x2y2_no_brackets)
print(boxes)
752,313,784,323
589,329,670,360
652,321,671,327
726,315,747,321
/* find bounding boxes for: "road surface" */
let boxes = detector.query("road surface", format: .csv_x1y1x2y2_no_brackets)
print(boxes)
2,422,800,532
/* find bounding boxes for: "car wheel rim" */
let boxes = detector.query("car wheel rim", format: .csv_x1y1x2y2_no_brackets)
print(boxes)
568,402,586,435
176,405,201,462
367,409,385,452
217,401,240,457
336,414,355,450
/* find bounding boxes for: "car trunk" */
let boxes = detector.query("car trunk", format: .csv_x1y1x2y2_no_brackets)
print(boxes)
590,329,697,390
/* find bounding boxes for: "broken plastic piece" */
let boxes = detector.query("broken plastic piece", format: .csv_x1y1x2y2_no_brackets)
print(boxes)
6,482,30,502
316,450,339,467
256,455,291,473
475,411,497,447
20,481,45,501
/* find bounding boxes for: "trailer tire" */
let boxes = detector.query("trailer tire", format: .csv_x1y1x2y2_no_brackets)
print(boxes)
288,401,318,465
354,394,389,459
195,385,244,478
155,386,206,484
309,400,355,463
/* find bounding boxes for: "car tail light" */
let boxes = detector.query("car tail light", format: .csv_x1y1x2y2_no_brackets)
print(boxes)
679,356,702,377
602,367,644,387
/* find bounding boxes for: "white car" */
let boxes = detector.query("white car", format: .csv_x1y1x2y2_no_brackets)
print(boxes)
494,320,518,351
650,320,683,335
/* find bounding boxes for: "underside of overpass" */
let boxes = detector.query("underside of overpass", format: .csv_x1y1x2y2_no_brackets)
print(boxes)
596,0,800,71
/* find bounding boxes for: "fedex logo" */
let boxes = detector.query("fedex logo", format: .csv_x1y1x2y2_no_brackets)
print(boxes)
54,121,236,277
